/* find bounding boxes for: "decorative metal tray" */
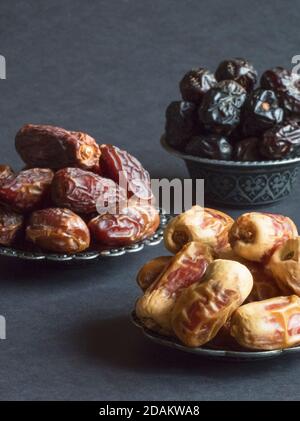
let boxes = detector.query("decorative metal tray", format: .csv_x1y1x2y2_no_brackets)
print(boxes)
0,209,170,263
132,311,300,361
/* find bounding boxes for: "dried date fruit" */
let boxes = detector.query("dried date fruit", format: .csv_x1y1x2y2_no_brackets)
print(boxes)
136,256,172,292
260,124,300,159
215,58,258,92
88,204,159,247
0,168,54,212
185,134,232,160
0,165,14,183
15,124,101,171
0,206,24,246
198,80,247,134
51,167,126,214
136,241,213,333
99,144,153,201
242,89,284,136
26,208,90,253
164,205,234,254
230,295,300,350
229,212,298,262
267,237,300,296
234,137,262,161
179,68,217,103
171,259,253,347
260,67,300,117
165,101,197,150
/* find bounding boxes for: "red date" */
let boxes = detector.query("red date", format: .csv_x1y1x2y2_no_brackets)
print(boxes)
0,168,54,212
88,204,159,247
26,208,90,253
0,207,24,246
99,144,153,201
51,167,126,214
15,124,101,171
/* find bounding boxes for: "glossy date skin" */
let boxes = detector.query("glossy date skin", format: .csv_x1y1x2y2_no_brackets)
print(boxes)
99,144,153,201
171,259,253,347
0,207,24,246
88,204,159,247
215,58,258,92
135,241,213,333
15,124,101,171
136,256,172,292
260,124,300,159
179,68,217,104
51,167,126,215
231,295,300,350
26,208,90,253
0,168,54,212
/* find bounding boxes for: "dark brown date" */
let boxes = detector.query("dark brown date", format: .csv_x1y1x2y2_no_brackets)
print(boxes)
179,68,217,103
26,208,90,253
51,167,126,214
0,206,24,246
234,137,262,161
260,124,300,159
99,144,153,201
0,168,54,212
15,124,101,171
0,165,14,183
88,204,159,247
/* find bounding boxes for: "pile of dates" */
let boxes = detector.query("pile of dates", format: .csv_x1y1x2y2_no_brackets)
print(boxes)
165,58,300,161
135,206,300,351
0,124,159,254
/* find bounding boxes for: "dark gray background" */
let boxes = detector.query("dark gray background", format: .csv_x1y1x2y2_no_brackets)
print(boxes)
0,0,300,401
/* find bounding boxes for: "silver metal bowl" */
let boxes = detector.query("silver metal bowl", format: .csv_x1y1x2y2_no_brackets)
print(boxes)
161,135,300,207
0,209,170,263
132,311,300,361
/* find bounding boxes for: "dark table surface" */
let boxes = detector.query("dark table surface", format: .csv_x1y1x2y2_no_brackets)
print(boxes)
1,0,300,401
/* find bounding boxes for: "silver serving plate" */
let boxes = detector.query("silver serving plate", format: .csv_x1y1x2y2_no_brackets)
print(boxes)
0,209,170,263
132,311,300,361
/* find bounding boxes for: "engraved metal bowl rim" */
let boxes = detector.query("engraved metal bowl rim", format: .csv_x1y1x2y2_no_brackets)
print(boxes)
0,209,171,262
161,135,300,168
131,311,300,360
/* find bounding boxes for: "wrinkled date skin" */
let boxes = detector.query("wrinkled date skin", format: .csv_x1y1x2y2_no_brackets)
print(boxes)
260,124,300,159
0,165,14,183
99,144,153,201
267,237,300,296
15,124,101,171
179,68,217,104
89,204,159,247
229,212,298,262
242,89,284,137
185,134,232,160
0,168,54,212
231,295,300,350
135,241,213,333
198,80,247,134
51,167,126,214
171,259,253,347
137,256,172,292
260,67,300,118
0,207,24,246
215,58,258,92
26,208,90,253
164,205,234,254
